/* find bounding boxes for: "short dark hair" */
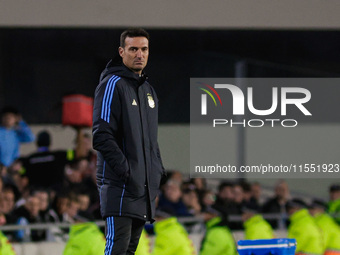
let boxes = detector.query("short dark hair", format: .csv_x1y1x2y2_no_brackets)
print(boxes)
330,184,340,192
120,28,149,48
37,130,51,147
1,106,19,116
218,181,234,192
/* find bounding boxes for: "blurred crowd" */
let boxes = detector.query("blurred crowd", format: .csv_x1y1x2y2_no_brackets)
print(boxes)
1,107,340,255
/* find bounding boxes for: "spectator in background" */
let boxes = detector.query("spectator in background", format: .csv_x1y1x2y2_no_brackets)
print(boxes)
213,181,237,216
33,189,50,222
47,193,70,242
2,184,17,223
328,184,340,225
190,178,207,200
182,187,201,216
309,199,340,255
159,170,183,190
241,182,260,211
151,207,196,255
200,213,237,255
169,171,183,186
64,194,81,223
48,193,70,223
286,198,323,255
191,178,206,191
262,180,290,229
251,182,263,206
0,193,16,255
241,207,274,240
7,159,29,196
63,211,105,255
22,130,70,189
199,190,217,214
212,181,242,230
77,192,90,213
0,107,34,169
12,195,45,242
232,184,245,214
135,229,151,255
76,192,97,221
158,180,191,217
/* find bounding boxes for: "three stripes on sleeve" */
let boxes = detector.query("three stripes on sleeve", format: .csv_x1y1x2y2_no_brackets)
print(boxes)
101,75,121,123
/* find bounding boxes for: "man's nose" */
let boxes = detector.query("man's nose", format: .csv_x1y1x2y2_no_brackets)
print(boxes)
136,49,142,58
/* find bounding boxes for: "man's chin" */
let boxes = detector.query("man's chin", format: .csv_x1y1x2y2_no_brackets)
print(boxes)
131,67,144,73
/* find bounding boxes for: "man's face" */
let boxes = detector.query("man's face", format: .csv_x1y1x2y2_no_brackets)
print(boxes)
35,192,49,211
275,182,289,200
26,197,40,217
233,185,244,204
309,207,323,216
119,36,149,74
57,197,69,214
219,186,234,201
67,201,80,218
2,191,15,214
164,182,181,203
78,195,90,211
330,190,340,201
2,113,17,128
251,184,261,199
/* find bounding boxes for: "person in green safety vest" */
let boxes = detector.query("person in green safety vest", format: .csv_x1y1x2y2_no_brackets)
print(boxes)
200,213,237,255
287,198,324,255
309,199,340,255
328,184,340,226
241,207,274,240
136,229,151,255
63,212,105,255
0,212,16,255
151,210,196,255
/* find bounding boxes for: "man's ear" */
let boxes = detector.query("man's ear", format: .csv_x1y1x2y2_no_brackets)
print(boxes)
118,47,124,57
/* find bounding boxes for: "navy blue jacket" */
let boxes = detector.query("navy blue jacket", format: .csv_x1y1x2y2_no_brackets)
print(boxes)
93,60,164,222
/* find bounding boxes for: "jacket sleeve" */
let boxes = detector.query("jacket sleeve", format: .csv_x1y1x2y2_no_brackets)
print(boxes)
157,143,165,173
16,120,35,143
92,78,129,179
151,86,165,174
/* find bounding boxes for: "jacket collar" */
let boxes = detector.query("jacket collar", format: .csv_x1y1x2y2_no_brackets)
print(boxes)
290,208,309,222
206,216,222,229
244,214,264,228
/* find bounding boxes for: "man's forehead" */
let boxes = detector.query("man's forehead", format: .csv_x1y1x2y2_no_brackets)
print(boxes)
124,36,149,47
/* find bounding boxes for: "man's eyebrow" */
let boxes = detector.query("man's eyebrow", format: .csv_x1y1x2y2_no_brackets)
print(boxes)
128,46,148,49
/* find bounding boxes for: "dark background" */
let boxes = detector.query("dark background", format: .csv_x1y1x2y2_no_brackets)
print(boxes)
1,29,340,124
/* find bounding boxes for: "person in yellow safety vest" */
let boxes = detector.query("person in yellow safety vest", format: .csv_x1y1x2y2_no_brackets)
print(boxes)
309,199,340,255
287,199,324,255
0,231,16,255
151,211,196,255
200,213,238,255
328,184,340,225
0,205,16,254
63,212,105,255
241,208,274,240
136,229,151,255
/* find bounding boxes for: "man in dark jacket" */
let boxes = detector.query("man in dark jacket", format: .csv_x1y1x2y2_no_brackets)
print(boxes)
93,28,165,255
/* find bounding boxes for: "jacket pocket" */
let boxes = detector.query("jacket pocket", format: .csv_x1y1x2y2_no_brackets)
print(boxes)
149,148,163,189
